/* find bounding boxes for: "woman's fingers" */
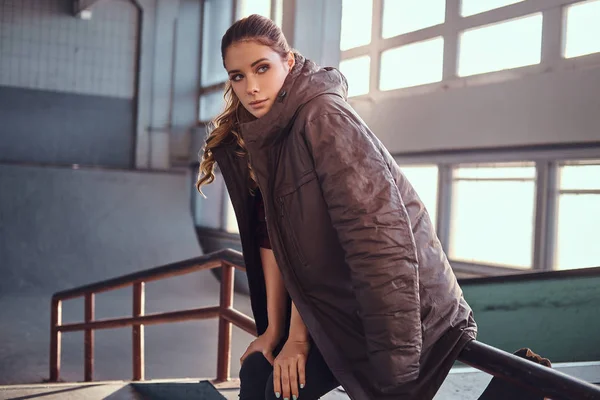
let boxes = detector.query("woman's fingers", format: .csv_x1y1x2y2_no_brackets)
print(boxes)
281,362,291,400
273,361,282,398
297,353,306,390
289,357,300,399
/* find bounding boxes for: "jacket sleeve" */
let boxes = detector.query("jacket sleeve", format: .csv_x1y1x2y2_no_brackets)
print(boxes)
303,112,422,389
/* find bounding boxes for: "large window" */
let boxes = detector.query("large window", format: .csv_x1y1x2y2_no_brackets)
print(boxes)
563,0,600,59
458,14,543,77
399,165,439,226
449,163,536,268
339,0,597,98
555,162,600,270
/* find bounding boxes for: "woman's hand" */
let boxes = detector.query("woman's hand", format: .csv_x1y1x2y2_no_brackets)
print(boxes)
273,338,310,400
240,328,282,366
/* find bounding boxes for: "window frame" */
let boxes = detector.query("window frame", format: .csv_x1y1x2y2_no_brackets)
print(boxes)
395,145,600,276
339,0,600,101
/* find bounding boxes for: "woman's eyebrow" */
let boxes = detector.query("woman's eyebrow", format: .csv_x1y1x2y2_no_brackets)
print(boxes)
227,57,269,75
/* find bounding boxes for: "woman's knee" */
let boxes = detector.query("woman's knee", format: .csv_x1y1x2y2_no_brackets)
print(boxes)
239,352,272,383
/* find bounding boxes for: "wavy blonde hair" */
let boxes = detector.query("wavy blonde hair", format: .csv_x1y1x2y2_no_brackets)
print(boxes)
196,14,292,196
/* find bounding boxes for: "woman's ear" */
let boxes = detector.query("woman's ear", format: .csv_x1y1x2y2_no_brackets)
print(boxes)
287,51,295,71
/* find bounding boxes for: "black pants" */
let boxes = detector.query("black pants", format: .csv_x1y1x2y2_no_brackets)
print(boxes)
239,347,339,400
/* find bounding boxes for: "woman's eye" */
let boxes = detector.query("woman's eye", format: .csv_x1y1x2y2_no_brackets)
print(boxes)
231,74,243,82
257,65,269,74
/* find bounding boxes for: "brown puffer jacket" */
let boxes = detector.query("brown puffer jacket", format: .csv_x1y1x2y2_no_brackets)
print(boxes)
211,53,477,400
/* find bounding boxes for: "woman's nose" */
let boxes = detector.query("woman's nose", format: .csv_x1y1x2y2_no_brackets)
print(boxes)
246,77,259,95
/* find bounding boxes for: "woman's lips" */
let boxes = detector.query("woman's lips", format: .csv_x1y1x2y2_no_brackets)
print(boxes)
249,99,268,109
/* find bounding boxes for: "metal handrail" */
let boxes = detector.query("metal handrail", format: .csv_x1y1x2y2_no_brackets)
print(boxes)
459,341,600,400
49,249,600,400
49,249,256,383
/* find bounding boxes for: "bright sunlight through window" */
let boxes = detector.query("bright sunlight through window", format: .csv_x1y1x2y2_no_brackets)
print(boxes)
380,37,444,90
339,55,371,97
340,0,373,50
458,13,543,77
563,0,600,59
382,0,445,38
449,163,536,268
398,165,439,226
555,162,600,270
237,0,271,19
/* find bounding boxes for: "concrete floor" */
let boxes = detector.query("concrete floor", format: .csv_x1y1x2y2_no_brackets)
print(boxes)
2,362,598,399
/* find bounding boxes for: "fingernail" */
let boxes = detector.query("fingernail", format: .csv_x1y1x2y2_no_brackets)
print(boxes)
300,383,305,389
293,396,297,400
275,393,280,399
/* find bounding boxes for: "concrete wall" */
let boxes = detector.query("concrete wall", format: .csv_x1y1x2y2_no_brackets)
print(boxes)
0,0,138,167
352,65,600,153
0,0,203,170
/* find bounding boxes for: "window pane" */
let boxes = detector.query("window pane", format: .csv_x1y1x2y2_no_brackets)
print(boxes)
274,0,283,27
556,162,600,270
339,56,370,97
238,0,271,19
556,194,600,270
458,14,543,77
382,0,445,38
564,0,600,59
340,0,373,50
225,191,240,234
200,91,226,122
454,164,536,179
460,0,524,17
380,37,444,90
450,164,536,268
399,165,439,226
560,164,600,190
202,0,233,86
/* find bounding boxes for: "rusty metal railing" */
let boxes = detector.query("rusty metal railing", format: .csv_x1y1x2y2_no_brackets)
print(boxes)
49,249,600,399
49,249,256,383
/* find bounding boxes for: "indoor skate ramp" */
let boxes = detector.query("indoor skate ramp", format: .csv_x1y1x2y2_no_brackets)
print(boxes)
0,164,231,385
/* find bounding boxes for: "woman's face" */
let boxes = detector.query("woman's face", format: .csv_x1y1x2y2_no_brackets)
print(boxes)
224,41,294,119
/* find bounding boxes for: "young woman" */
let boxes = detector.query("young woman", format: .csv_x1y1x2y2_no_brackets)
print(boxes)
197,14,477,400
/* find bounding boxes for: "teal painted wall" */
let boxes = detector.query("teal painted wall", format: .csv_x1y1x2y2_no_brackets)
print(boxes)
461,272,600,363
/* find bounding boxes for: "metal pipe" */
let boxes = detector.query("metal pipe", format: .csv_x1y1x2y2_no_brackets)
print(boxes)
216,261,235,382
133,282,145,381
84,293,95,382
459,340,600,400
58,306,221,332
49,298,62,382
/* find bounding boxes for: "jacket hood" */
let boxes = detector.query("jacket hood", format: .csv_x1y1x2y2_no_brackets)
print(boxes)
240,52,348,147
